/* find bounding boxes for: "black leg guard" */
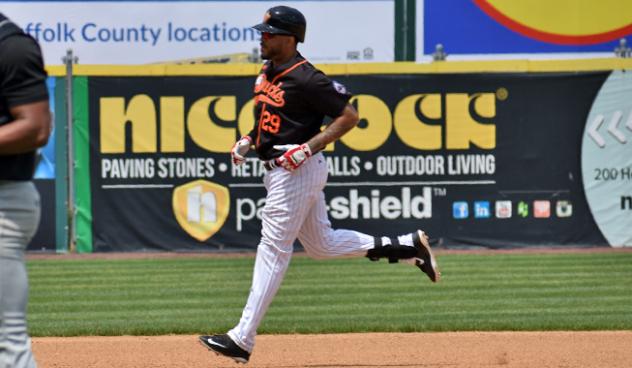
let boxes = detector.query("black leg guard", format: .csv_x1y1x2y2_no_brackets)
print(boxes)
366,237,417,263
367,237,384,261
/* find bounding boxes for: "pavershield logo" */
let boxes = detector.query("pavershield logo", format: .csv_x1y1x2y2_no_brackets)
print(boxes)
172,180,230,241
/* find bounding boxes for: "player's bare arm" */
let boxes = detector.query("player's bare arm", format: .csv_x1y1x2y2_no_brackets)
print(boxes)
306,104,359,153
274,105,359,171
0,100,51,154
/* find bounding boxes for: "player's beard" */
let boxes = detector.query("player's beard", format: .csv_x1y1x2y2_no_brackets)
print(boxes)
260,43,271,60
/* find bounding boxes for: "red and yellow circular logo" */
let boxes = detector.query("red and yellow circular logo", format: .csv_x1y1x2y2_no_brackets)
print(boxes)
474,0,632,45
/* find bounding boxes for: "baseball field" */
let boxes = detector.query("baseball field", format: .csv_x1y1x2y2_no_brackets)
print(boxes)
27,248,632,367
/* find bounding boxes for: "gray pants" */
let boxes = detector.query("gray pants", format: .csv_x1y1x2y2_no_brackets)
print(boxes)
0,181,39,368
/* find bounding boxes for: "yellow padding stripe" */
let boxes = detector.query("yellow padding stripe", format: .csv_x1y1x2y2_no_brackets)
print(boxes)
46,58,632,77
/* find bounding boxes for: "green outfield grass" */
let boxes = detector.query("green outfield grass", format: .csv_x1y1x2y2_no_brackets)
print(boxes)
26,252,632,337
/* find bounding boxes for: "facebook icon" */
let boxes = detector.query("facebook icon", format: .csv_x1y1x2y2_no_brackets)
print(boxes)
474,201,491,218
453,201,469,219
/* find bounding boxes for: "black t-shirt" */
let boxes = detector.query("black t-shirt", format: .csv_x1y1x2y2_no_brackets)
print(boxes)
0,20,49,180
247,52,352,160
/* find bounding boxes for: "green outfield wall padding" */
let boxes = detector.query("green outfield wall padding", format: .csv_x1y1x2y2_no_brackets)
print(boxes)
73,76,93,253
54,77,68,252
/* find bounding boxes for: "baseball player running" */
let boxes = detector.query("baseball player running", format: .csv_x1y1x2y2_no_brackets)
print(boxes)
199,6,440,364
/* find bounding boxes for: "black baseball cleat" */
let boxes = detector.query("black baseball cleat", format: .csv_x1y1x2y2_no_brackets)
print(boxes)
411,230,440,282
199,334,250,364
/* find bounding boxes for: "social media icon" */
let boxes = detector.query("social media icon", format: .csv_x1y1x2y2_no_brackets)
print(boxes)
453,201,469,219
474,201,490,218
534,200,551,218
495,201,512,219
556,200,573,217
517,201,529,218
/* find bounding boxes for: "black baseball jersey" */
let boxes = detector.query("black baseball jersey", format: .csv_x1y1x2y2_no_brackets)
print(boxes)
0,14,49,180
247,52,352,161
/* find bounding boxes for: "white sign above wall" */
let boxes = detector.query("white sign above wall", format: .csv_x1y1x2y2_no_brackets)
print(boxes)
2,0,394,65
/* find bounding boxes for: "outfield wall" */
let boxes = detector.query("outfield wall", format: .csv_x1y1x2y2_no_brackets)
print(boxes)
35,59,632,252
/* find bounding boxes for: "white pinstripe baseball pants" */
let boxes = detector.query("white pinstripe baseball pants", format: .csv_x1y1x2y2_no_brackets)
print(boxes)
0,181,39,368
228,153,375,352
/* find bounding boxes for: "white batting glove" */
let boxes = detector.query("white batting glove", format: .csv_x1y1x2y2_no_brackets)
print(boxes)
231,136,253,165
273,144,312,171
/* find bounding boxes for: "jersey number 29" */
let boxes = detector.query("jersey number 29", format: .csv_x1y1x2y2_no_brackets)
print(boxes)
261,111,281,134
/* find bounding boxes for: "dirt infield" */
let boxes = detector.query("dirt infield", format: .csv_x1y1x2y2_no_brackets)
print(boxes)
33,331,632,368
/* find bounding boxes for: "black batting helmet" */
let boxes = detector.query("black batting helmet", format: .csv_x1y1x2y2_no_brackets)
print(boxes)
252,6,306,43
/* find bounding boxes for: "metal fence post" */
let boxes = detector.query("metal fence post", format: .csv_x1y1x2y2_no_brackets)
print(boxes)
61,49,78,251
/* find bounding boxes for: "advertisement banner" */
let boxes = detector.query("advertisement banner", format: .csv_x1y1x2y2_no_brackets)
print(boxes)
83,71,612,251
581,71,632,247
28,77,57,251
2,0,393,65
422,0,632,58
